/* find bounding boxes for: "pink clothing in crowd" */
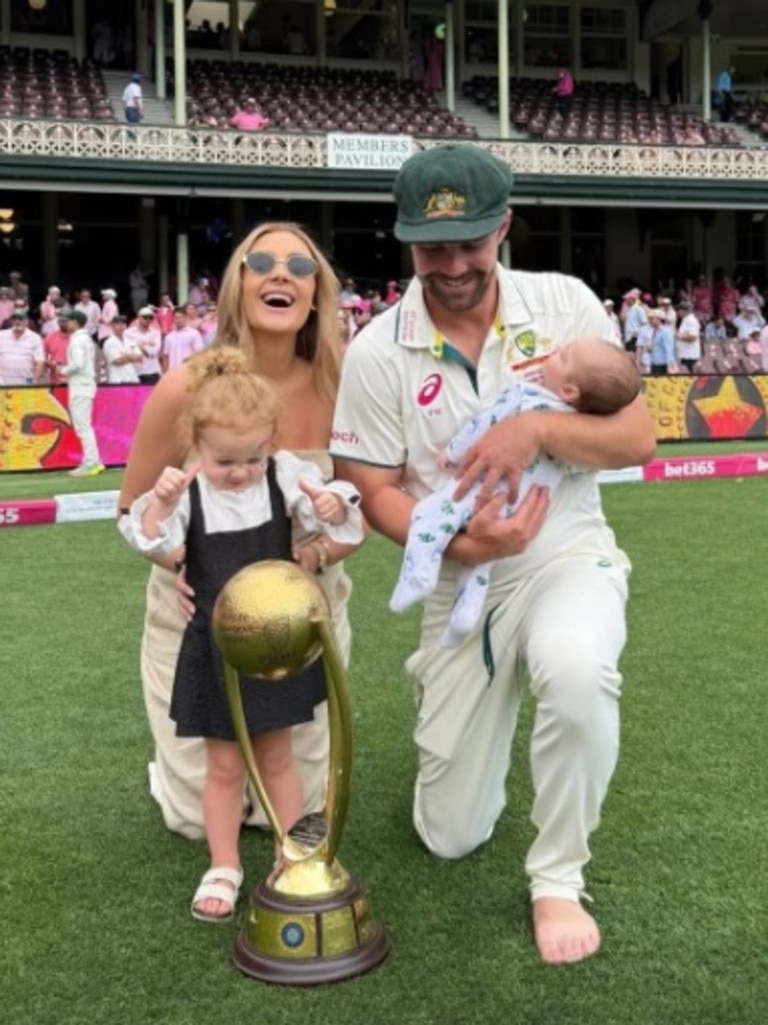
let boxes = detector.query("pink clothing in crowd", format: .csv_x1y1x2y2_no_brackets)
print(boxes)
229,110,270,131
162,326,204,370
556,69,575,98
98,298,119,340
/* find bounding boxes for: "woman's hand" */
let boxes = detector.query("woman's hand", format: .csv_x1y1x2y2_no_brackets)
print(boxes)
175,564,196,622
293,538,321,575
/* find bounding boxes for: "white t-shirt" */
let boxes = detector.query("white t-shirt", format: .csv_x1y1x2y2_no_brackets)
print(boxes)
676,312,701,361
103,333,141,384
122,82,142,109
331,266,624,589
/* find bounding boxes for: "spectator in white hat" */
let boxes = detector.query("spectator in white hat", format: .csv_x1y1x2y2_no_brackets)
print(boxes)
621,289,647,354
39,285,61,334
125,305,162,384
602,298,622,345
99,288,120,343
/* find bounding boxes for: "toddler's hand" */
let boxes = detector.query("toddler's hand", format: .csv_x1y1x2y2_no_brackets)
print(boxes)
154,463,200,507
298,479,346,525
437,449,455,472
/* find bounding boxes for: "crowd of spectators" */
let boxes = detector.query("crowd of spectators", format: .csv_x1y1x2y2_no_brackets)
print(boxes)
4,266,768,388
0,271,219,387
608,275,768,375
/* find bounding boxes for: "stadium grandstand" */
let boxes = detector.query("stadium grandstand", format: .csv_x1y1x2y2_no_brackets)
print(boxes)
0,0,767,300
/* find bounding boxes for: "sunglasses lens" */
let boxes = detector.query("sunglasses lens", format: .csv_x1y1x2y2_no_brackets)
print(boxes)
243,253,318,278
286,256,319,278
245,252,275,274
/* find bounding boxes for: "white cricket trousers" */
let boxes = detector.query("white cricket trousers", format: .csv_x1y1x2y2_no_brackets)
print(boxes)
69,390,101,466
141,561,352,840
407,548,629,901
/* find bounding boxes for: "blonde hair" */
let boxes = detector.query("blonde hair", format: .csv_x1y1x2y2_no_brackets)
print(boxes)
214,221,341,405
179,347,278,449
572,338,642,415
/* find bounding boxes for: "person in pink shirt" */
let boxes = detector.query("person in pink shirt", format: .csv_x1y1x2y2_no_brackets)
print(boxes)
75,288,101,341
717,276,741,321
228,97,270,132
39,285,62,334
384,279,402,305
160,306,204,372
183,301,202,331
44,310,71,383
553,66,575,116
691,274,712,324
198,302,218,346
155,293,176,336
98,288,120,342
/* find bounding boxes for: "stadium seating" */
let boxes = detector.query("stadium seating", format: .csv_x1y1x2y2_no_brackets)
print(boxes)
182,60,477,137
463,75,743,146
0,49,115,122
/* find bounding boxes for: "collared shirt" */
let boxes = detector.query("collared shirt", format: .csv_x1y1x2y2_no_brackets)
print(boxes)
75,300,101,335
331,266,620,588
125,324,162,376
162,326,204,370
102,333,141,384
623,302,648,341
650,326,675,366
0,327,44,384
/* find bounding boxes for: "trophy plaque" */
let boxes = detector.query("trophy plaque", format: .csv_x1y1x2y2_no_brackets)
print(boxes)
212,559,390,985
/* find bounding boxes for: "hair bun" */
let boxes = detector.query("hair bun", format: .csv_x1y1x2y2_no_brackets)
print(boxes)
197,346,249,381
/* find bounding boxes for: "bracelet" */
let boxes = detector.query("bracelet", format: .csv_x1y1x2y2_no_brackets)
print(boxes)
312,538,330,575
173,558,186,575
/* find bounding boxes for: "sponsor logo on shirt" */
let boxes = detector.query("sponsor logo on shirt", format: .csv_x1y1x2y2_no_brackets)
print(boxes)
330,429,359,446
417,372,444,418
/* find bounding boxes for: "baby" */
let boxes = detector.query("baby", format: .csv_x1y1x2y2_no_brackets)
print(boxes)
390,337,641,647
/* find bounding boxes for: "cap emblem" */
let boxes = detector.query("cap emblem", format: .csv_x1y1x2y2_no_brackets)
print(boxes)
424,188,467,220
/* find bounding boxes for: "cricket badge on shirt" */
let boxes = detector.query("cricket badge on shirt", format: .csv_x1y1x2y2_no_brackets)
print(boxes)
504,331,555,384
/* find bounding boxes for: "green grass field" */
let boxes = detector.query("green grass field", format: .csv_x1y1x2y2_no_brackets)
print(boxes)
2,453,768,1025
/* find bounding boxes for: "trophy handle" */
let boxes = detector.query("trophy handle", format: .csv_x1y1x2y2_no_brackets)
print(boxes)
223,661,286,844
222,618,352,866
318,619,352,864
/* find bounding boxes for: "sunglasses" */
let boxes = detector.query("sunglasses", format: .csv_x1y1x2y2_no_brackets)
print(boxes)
242,252,319,278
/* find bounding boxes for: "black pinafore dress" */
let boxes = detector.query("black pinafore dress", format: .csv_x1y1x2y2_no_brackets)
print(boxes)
169,461,327,740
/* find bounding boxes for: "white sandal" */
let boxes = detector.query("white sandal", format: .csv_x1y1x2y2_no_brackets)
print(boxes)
190,866,244,922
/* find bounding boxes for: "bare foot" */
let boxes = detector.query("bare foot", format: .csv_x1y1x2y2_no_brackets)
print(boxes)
532,897,601,965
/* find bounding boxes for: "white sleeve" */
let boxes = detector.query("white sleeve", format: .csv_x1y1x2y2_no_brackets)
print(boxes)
330,327,406,468
117,489,190,556
274,450,364,544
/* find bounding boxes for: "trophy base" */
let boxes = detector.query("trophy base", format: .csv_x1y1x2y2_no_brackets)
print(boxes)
232,874,390,985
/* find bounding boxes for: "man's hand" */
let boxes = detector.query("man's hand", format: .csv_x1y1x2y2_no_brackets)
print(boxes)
453,411,544,507
455,485,550,563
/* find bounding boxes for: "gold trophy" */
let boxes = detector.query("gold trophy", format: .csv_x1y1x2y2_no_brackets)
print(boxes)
212,559,389,985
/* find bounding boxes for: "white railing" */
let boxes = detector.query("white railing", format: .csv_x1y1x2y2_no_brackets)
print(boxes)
1,117,767,180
